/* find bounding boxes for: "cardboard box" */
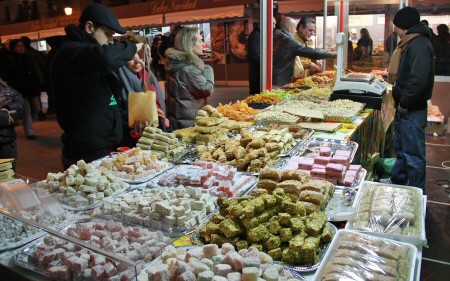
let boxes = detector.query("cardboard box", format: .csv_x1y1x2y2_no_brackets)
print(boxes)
426,115,444,136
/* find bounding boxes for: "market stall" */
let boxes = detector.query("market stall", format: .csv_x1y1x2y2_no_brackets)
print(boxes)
0,68,425,280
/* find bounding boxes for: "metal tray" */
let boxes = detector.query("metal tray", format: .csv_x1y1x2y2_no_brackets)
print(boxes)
61,218,172,263
14,218,173,281
141,245,308,280
297,137,359,162
190,222,338,273
98,187,219,237
0,215,44,253
32,182,130,212
246,125,314,142
147,166,258,198
90,157,174,185
169,143,199,164
14,236,139,281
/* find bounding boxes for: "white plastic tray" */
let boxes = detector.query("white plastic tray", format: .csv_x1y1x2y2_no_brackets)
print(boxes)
313,229,418,281
345,181,427,247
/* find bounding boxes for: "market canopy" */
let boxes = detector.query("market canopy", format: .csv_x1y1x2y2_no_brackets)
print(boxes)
164,5,244,25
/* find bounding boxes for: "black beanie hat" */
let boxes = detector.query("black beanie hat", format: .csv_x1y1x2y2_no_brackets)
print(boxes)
394,7,420,30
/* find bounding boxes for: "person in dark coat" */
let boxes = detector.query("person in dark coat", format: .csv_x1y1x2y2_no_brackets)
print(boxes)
21,36,47,120
165,27,214,129
0,78,24,170
272,17,336,87
8,39,41,140
382,7,434,190
433,24,450,76
385,32,398,56
47,3,142,169
247,22,260,95
354,28,373,60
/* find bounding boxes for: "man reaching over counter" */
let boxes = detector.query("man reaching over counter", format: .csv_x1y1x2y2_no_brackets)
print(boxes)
272,17,336,87
48,3,143,169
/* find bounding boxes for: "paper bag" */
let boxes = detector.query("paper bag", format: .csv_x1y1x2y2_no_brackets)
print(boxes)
128,91,158,127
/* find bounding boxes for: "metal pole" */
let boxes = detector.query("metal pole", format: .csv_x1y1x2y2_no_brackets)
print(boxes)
322,0,327,71
260,0,273,91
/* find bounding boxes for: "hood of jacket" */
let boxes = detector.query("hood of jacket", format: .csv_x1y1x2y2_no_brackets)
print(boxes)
46,24,99,56
406,23,431,38
165,48,205,73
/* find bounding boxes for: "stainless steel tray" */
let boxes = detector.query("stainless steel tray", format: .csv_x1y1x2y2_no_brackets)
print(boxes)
297,137,359,162
190,222,338,273
33,182,130,212
14,218,173,281
147,167,258,198
98,187,219,237
90,157,174,185
14,236,139,281
169,143,199,164
0,215,44,253
142,245,308,280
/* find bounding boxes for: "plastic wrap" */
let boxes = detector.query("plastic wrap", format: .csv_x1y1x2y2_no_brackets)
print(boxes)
99,186,218,236
149,163,257,198
346,182,427,247
314,230,417,281
138,245,305,280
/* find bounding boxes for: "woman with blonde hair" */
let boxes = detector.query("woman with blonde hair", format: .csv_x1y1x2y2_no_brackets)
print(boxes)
165,27,214,129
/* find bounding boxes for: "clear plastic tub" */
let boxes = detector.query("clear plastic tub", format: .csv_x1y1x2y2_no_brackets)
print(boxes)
314,229,418,281
345,181,427,247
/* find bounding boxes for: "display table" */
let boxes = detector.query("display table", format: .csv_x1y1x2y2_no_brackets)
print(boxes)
312,91,395,179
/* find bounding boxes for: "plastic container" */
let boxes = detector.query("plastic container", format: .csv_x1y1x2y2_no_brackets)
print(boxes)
345,181,427,247
314,229,417,281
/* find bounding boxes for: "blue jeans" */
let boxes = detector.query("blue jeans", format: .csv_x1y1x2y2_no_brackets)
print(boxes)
391,109,427,189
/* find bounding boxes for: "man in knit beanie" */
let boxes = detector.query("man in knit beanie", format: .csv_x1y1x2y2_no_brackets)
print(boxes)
381,6,434,190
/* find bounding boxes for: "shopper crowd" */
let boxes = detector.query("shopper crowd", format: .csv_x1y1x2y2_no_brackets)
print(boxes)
0,2,447,193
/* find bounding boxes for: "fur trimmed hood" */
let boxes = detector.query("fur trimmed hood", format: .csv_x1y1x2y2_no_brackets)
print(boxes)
165,48,205,73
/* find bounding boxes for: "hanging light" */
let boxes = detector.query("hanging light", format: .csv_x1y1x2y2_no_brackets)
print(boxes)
64,7,72,16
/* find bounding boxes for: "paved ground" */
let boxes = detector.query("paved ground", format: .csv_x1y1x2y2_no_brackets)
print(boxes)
10,86,450,280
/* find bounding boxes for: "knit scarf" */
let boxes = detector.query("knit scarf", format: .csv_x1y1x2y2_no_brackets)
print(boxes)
387,33,421,83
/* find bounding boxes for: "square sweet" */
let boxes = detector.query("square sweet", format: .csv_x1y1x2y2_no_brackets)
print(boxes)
335,150,351,158
319,147,332,156
345,170,358,177
330,156,350,166
310,168,326,178
348,165,362,172
298,157,314,170
312,164,326,170
314,156,332,165
325,163,344,173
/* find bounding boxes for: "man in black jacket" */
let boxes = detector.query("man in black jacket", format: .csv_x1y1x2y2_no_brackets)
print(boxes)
383,7,434,190
0,78,24,170
247,22,260,95
273,17,336,87
48,3,143,169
